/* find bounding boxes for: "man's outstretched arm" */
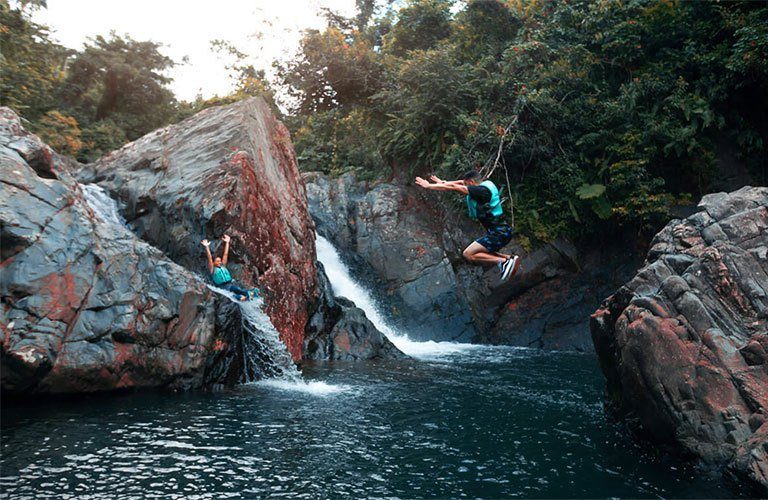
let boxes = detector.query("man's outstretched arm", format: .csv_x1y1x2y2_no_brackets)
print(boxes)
201,239,214,273
221,234,231,265
415,176,469,195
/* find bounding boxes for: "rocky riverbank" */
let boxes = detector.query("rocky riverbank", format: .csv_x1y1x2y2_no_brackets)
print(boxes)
591,186,768,494
1,100,402,395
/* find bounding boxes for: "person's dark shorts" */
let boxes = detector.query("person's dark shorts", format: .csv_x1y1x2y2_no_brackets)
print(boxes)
476,224,514,253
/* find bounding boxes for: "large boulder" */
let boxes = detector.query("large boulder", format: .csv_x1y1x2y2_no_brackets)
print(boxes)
304,263,405,361
591,186,768,493
78,98,317,361
304,172,636,350
1,105,402,395
0,108,245,393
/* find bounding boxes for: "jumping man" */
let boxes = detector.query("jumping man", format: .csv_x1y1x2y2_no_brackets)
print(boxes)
201,234,257,301
415,171,520,281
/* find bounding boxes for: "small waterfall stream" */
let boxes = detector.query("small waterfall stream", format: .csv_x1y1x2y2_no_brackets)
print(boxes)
205,285,301,382
315,234,480,359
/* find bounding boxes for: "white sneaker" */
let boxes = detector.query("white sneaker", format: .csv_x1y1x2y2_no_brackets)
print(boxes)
501,256,520,281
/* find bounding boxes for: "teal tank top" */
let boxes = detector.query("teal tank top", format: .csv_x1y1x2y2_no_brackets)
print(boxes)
466,180,503,220
211,265,232,285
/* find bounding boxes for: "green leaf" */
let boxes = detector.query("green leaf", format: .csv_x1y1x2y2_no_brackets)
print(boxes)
568,200,581,223
591,197,612,220
576,183,606,200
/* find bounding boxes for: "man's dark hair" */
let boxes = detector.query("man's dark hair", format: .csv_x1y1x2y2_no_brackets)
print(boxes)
461,170,481,181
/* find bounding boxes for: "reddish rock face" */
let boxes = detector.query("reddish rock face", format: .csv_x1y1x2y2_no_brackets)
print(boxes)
0,108,220,393
591,187,768,494
80,98,317,361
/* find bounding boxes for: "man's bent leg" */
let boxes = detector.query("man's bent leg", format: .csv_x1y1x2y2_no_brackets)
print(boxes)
225,283,249,300
463,241,506,265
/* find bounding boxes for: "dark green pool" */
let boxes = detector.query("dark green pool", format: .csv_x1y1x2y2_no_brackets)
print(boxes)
1,347,736,498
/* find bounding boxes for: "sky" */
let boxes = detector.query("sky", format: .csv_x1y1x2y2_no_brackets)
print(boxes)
32,0,358,102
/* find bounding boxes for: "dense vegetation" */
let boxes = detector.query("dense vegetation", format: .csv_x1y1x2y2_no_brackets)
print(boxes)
2,0,766,245
281,0,767,244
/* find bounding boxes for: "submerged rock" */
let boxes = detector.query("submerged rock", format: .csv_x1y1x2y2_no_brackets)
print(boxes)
591,186,768,493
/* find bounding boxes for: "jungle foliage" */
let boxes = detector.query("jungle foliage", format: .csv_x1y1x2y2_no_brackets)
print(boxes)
280,0,767,243
3,0,766,243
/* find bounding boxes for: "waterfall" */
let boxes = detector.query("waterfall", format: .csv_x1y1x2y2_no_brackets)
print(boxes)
82,183,302,384
206,286,301,382
315,234,480,359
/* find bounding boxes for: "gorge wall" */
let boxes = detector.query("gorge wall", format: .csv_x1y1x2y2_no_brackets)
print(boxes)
591,186,768,493
1,108,221,393
304,172,639,350
1,100,401,395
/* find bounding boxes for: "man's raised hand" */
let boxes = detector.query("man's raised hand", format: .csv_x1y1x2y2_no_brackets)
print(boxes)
429,175,445,184
222,234,231,243
415,177,431,188
201,239,210,247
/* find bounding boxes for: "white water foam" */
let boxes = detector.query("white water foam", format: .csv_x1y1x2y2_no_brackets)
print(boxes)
255,379,351,396
207,285,303,383
315,234,481,359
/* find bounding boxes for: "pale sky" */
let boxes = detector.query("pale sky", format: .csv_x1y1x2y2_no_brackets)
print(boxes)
32,0,358,102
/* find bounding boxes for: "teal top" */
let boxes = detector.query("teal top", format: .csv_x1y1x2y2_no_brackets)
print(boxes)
211,265,232,285
466,180,503,220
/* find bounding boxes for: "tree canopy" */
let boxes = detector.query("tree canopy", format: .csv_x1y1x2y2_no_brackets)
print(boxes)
0,2,274,162
282,0,767,245
3,0,765,246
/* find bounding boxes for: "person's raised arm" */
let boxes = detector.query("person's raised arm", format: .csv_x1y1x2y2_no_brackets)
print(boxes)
201,239,213,274
221,234,231,265
415,176,469,195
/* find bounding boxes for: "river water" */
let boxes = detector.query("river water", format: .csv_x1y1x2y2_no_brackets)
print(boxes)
1,349,733,498
0,226,735,498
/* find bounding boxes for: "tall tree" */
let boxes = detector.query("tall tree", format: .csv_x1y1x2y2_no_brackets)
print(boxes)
0,1,70,119
57,33,177,140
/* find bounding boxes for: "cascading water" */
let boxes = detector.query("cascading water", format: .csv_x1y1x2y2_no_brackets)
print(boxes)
205,286,301,383
82,183,133,236
82,183,310,387
315,234,480,359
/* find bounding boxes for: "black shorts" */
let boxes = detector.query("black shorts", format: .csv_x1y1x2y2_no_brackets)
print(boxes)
476,224,514,253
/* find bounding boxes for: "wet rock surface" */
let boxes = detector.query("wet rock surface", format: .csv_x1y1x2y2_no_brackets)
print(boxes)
591,186,768,493
304,264,406,361
305,172,476,342
1,108,226,394
78,98,317,361
304,172,637,350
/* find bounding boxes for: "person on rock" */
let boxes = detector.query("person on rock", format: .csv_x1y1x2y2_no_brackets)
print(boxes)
415,170,520,281
202,234,257,301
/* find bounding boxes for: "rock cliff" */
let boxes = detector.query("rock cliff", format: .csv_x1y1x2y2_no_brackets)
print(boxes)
1,108,226,393
304,172,637,350
1,101,402,394
591,186,768,493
